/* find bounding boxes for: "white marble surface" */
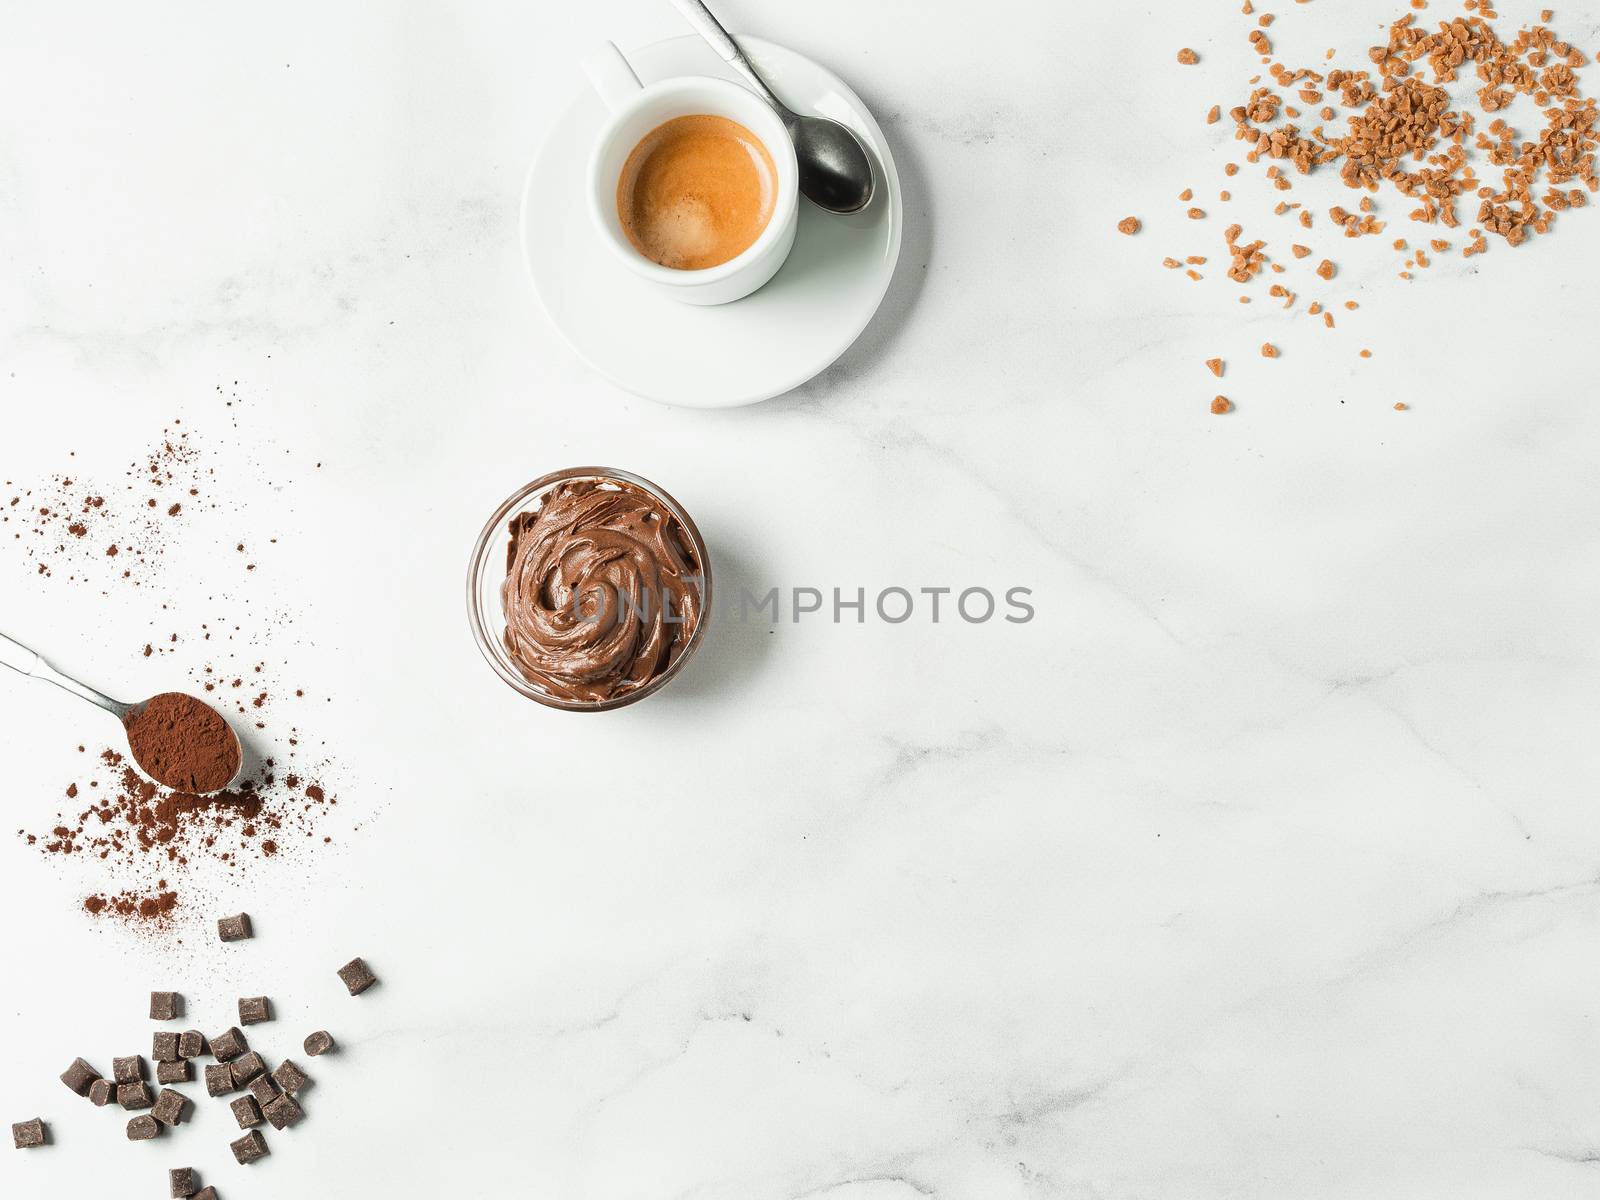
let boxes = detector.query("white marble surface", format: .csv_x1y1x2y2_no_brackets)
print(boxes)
4,0,1600,1197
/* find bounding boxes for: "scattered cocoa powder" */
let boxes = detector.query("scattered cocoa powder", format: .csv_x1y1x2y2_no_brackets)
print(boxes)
82,886,180,925
1,424,214,585
6,399,354,932
23,748,338,918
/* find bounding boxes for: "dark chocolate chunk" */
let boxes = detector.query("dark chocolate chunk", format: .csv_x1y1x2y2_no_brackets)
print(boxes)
178,1030,207,1059
231,1051,267,1088
88,1078,117,1107
230,1128,268,1165
210,1027,248,1063
126,1114,160,1141
169,1166,200,1197
337,957,378,995
157,1059,192,1085
263,1093,304,1131
238,995,271,1025
194,1189,220,1200
118,1081,154,1110
303,1030,335,1057
204,1064,234,1097
217,912,253,942
272,1059,309,1094
112,1055,146,1084
153,1031,181,1062
11,1118,46,1149
149,991,182,1021
61,1056,101,1096
247,1073,278,1108
230,1095,263,1130
152,1088,188,1127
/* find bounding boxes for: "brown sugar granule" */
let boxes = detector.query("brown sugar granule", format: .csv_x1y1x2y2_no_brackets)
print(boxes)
1211,396,1235,414
1178,48,1200,64
1117,216,1142,235
1206,358,1225,377
1262,342,1280,358
1187,207,1206,219
1123,0,1599,371
1360,349,1373,357
1179,188,1194,202
1394,401,1408,410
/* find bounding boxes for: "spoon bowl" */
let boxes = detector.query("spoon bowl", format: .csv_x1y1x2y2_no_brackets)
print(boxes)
122,692,244,794
785,110,875,214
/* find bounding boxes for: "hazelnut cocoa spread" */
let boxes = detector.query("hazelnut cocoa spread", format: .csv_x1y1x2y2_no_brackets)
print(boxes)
124,691,241,793
502,478,703,704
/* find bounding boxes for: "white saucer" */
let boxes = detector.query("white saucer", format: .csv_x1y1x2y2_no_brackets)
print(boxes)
521,35,904,408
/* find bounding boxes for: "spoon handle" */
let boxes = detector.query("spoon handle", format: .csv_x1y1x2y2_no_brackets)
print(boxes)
667,0,784,109
0,630,129,717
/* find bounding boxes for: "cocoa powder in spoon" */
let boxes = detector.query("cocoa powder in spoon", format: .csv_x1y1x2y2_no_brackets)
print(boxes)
123,692,241,794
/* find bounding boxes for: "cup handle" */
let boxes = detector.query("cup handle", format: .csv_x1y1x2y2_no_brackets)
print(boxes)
583,42,643,113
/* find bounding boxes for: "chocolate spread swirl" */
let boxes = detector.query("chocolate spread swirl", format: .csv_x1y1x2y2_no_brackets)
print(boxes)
501,478,704,704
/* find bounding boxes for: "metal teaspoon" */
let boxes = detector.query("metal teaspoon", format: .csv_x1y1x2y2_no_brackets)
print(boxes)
668,0,877,214
0,629,242,793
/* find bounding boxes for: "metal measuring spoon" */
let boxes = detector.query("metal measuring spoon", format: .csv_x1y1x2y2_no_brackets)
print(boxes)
0,630,242,794
669,0,876,214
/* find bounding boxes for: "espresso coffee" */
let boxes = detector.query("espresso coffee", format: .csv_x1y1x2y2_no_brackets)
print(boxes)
616,114,777,270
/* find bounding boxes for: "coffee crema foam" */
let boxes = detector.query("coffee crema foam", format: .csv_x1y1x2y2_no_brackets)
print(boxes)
617,114,777,270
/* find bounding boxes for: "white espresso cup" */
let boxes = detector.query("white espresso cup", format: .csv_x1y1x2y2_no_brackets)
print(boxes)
583,42,799,306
